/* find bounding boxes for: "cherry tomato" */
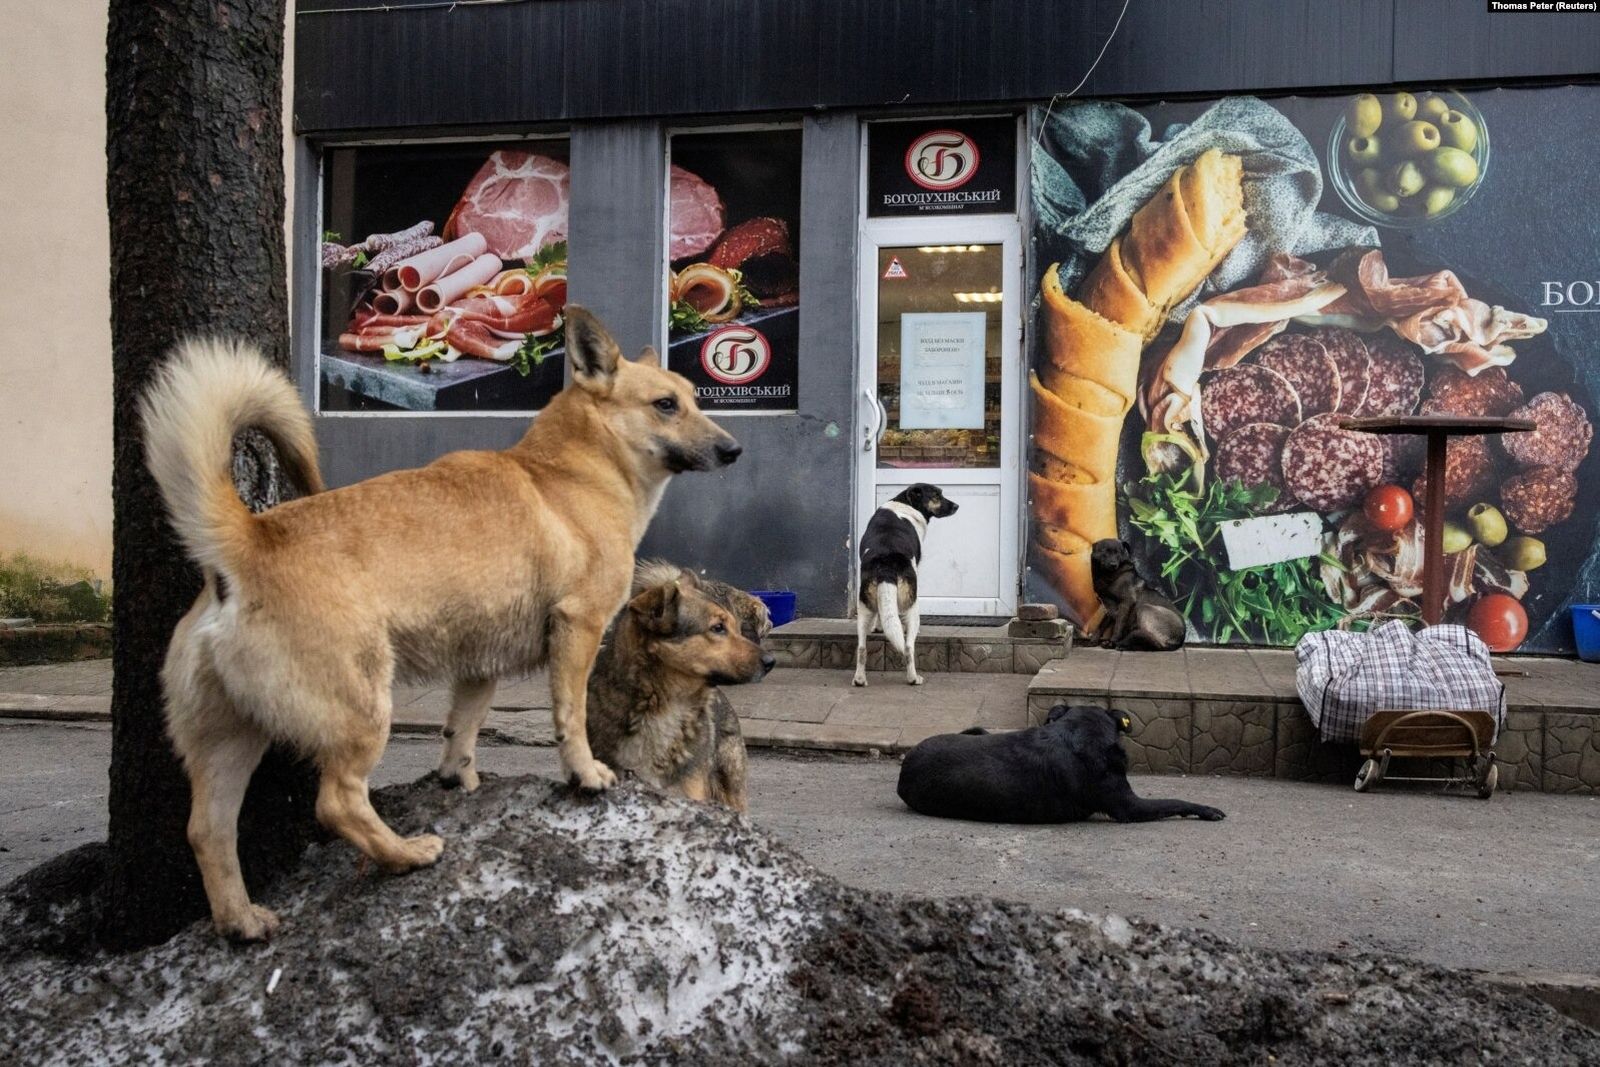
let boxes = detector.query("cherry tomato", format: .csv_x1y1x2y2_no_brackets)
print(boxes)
1363,484,1415,532
1466,593,1528,652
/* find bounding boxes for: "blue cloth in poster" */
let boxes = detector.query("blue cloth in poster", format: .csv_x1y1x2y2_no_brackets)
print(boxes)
1030,96,1376,329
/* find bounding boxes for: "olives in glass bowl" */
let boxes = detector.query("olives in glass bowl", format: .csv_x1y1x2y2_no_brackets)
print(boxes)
1327,90,1489,228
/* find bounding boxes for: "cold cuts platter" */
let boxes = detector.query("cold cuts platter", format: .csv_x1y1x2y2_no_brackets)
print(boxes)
1121,245,1594,652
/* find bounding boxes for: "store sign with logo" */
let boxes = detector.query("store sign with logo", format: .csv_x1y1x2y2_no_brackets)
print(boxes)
868,117,1017,217
666,127,801,412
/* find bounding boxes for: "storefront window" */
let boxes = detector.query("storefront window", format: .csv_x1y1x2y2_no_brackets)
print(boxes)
875,244,1004,469
318,139,571,414
665,127,802,413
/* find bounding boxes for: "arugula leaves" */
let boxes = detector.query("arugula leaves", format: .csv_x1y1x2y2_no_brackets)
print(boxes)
1124,473,1344,645
512,331,561,377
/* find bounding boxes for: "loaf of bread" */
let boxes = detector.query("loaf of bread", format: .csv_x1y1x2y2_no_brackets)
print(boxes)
1030,148,1246,627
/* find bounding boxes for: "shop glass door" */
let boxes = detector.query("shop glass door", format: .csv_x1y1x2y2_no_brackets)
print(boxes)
856,221,1021,616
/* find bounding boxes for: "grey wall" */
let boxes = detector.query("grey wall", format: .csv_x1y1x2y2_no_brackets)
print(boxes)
294,115,862,616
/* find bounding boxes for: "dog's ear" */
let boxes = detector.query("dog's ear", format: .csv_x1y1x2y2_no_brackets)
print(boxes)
628,582,680,635
635,345,662,368
1044,704,1072,725
675,568,700,589
1121,539,1132,555
564,305,622,394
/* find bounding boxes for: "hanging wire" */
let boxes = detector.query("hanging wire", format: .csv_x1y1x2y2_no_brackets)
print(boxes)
1033,0,1133,150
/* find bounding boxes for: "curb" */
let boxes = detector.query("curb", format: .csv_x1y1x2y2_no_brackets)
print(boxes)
1476,971,1600,1031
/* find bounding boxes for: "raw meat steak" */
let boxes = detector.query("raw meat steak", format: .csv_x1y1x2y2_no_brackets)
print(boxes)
670,165,725,261
445,151,569,261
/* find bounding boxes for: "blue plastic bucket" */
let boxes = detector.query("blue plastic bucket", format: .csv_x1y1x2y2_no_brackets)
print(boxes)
753,590,797,628
1571,606,1600,663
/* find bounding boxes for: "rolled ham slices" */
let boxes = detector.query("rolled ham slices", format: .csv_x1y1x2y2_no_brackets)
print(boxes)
415,253,503,313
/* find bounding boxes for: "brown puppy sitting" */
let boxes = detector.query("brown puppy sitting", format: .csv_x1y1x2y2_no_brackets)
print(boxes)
585,565,774,812
1090,539,1185,651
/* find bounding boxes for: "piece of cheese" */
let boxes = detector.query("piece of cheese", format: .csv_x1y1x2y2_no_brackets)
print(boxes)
1220,512,1323,571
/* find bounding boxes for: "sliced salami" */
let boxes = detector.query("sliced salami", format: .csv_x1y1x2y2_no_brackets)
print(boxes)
1502,392,1592,473
1312,327,1372,415
1254,334,1341,417
1201,365,1302,444
1359,333,1425,417
1215,422,1298,511
1281,412,1385,512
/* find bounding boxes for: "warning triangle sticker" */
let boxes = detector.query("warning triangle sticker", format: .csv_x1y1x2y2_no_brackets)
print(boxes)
883,256,908,279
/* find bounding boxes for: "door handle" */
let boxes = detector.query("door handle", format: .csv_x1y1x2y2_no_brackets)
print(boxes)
862,385,883,453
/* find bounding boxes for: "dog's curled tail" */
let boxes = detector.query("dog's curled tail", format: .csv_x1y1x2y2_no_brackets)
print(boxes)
876,581,906,655
140,338,323,577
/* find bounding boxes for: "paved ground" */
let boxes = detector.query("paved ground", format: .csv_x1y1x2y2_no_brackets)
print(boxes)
4,718,1597,977
0,660,1034,751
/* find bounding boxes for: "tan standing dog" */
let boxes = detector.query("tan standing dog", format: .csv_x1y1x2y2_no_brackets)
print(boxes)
141,307,739,941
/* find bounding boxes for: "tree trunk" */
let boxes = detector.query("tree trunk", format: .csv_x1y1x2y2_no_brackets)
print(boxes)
103,0,315,948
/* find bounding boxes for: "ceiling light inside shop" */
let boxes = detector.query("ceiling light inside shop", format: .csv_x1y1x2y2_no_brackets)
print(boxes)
953,291,1003,303
916,245,987,253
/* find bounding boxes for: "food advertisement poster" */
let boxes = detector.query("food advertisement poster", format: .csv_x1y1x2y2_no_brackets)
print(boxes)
1028,86,1598,654
319,139,570,413
666,128,801,412
899,312,987,429
868,116,1018,217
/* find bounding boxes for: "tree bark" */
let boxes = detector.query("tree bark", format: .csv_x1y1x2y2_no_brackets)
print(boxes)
104,0,315,948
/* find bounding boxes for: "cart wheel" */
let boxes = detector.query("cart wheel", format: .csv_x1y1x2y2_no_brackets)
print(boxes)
1355,758,1378,793
1478,760,1499,800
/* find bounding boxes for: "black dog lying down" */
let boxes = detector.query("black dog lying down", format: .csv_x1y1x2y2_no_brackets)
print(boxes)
897,704,1225,824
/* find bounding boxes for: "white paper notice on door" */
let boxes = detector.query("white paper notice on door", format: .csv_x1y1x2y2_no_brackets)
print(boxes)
898,311,986,429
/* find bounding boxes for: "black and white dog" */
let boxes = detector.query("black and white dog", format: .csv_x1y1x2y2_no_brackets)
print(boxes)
854,483,958,687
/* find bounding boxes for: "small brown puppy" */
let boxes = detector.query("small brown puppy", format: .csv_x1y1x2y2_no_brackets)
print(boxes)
585,564,773,812
1090,538,1185,651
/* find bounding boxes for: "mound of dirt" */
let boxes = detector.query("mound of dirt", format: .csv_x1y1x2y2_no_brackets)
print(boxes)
2,775,1595,1065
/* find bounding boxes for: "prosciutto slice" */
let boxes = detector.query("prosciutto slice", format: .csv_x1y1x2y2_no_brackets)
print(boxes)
430,289,559,338
443,317,522,361
1355,250,1547,374
338,322,426,353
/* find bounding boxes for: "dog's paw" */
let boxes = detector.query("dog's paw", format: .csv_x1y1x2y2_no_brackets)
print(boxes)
852,674,868,688
382,833,445,873
569,758,618,793
1195,807,1226,822
907,673,925,686
217,904,280,944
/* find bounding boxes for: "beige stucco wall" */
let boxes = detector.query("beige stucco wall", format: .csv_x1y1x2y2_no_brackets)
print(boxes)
0,1,114,575
0,3,296,579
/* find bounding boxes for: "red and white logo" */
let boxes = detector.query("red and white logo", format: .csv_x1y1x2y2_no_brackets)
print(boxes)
700,325,772,385
905,129,980,191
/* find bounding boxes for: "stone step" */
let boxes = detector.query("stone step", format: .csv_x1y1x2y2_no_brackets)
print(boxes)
767,617,1072,675
1028,647,1600,795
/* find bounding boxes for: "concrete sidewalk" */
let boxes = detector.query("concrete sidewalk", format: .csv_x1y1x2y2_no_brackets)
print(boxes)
0,659,1030,753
